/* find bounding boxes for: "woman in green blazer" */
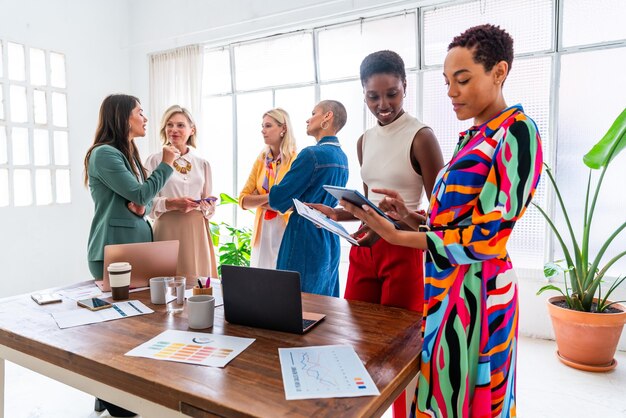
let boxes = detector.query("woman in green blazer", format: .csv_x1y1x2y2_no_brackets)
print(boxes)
84,94,178,280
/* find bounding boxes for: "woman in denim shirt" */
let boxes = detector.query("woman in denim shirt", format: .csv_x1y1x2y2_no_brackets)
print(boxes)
269,100,349,297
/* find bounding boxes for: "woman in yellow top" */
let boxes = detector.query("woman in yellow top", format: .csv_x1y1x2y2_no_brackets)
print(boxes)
239,108,297,269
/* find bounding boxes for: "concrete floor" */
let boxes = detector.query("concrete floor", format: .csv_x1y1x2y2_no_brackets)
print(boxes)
4,336,626,417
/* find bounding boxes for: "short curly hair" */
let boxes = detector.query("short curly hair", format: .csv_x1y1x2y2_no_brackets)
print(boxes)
448,24,514,73
359,50,406,87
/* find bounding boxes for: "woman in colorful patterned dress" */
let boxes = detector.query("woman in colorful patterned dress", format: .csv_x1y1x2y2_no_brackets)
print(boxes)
341,25,543,417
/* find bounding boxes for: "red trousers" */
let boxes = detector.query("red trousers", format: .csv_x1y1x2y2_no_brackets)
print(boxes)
345,238,424,312
345,238,424,418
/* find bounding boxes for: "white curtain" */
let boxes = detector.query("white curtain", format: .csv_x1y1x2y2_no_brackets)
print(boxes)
148,44,203,154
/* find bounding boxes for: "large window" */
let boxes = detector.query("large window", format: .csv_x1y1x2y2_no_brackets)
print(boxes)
0,40,70,207
200,0,626,278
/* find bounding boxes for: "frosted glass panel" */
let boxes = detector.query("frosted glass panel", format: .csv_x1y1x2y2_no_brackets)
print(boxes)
33,129,50,166
10,85,28,123
557,47,626,277
13,169,32,206
0,169,8,207
234,33,314,90
0,88,4,120
201,96,234,226
274,86,315,148
55,169,71,203
35,169,52,205
0,127,6,164
203,49,231,95
30,48,47,86
320,80,364,190
50,52,66,88
53,131,69,165
423,0,553,66
8,42,26,81
562,0,626,47
0,42,3,78
33,90,47,124
51,92,67,127
318,13,417,81
11,127,29,165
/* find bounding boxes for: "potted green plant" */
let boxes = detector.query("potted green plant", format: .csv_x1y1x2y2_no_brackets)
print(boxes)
534,107,626,371
209,193,252,276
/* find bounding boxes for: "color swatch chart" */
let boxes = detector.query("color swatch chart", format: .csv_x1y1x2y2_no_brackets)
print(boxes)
278,345,380,400
126,329,255,368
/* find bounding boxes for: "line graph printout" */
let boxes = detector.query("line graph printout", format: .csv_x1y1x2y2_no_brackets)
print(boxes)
278,345,380,400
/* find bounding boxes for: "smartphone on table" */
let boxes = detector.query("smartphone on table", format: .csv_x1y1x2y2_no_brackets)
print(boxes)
31,293,63,305
77,298,113,311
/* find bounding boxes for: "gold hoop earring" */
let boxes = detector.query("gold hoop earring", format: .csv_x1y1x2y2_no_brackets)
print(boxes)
321,121,330,130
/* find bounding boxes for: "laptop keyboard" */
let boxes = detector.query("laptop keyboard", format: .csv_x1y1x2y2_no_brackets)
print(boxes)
302,319,316,329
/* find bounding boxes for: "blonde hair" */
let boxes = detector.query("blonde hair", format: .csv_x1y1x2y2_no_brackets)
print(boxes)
263,108,297,165
159,105,197,147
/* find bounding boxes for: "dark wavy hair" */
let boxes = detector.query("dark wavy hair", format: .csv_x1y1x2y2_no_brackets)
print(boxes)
448,24,514,73
359,50,406,87
83,94,147,186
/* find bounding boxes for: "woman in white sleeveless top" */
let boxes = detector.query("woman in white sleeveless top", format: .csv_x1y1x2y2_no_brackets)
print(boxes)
311,50,444,418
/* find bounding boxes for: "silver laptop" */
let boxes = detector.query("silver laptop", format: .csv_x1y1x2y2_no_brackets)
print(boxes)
95,240,179,291
221,265,325,334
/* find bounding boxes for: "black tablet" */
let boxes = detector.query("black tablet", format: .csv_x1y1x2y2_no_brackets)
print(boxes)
323,185,400,229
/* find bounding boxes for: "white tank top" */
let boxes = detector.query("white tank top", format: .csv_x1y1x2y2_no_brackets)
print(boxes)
360,112,426,210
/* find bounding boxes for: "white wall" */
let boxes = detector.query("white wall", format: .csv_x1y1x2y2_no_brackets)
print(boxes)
0,0,131,296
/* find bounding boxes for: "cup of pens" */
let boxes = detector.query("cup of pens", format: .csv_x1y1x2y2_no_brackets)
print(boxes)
193,277,213,296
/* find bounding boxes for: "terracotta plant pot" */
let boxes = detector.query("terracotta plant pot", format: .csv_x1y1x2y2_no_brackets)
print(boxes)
547,296,626,372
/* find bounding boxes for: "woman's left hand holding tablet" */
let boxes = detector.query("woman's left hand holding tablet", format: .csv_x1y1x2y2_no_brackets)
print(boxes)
341,199,397,244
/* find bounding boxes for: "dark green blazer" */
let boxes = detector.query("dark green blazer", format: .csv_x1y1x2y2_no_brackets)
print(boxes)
87,144,173,263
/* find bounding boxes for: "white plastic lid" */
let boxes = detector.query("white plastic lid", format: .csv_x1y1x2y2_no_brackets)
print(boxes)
107,262,131,272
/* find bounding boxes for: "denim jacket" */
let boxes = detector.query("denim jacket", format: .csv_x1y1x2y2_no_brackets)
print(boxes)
269,136,349,297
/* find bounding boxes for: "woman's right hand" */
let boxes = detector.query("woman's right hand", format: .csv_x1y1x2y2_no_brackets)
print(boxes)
162,145,180,166
165,197,199,213
372,188,411,221
306,203,338,221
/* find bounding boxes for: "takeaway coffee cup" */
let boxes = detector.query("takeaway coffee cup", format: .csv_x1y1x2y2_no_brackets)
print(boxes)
187,295,215,329
150,277,173,304
108,262,131,300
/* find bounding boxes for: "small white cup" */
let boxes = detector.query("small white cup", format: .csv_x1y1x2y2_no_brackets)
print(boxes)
187,295,215,329
150,277,173,304
108,262,131,300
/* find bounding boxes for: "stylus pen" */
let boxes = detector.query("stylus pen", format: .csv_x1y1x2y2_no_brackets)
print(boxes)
197,278,203,288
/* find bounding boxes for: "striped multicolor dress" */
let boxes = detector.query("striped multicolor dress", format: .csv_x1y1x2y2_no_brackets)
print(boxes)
412,105,543,418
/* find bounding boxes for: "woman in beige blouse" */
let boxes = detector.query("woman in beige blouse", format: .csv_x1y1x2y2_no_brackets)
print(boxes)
145,105,218,279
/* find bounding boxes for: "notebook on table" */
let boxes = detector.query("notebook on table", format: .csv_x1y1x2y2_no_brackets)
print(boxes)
95,240,179,291
220,265,326,334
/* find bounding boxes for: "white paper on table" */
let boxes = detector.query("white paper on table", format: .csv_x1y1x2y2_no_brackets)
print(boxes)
51,300,153,329
279,345,380,400
292,198,359,245
125,329,254,368
58,284,102,301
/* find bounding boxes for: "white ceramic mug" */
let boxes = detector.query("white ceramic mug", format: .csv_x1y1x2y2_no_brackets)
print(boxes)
187,295,215,329
149,277,173,304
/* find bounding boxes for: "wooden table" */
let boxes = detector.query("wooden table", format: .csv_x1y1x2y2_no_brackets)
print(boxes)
0,282,422,417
